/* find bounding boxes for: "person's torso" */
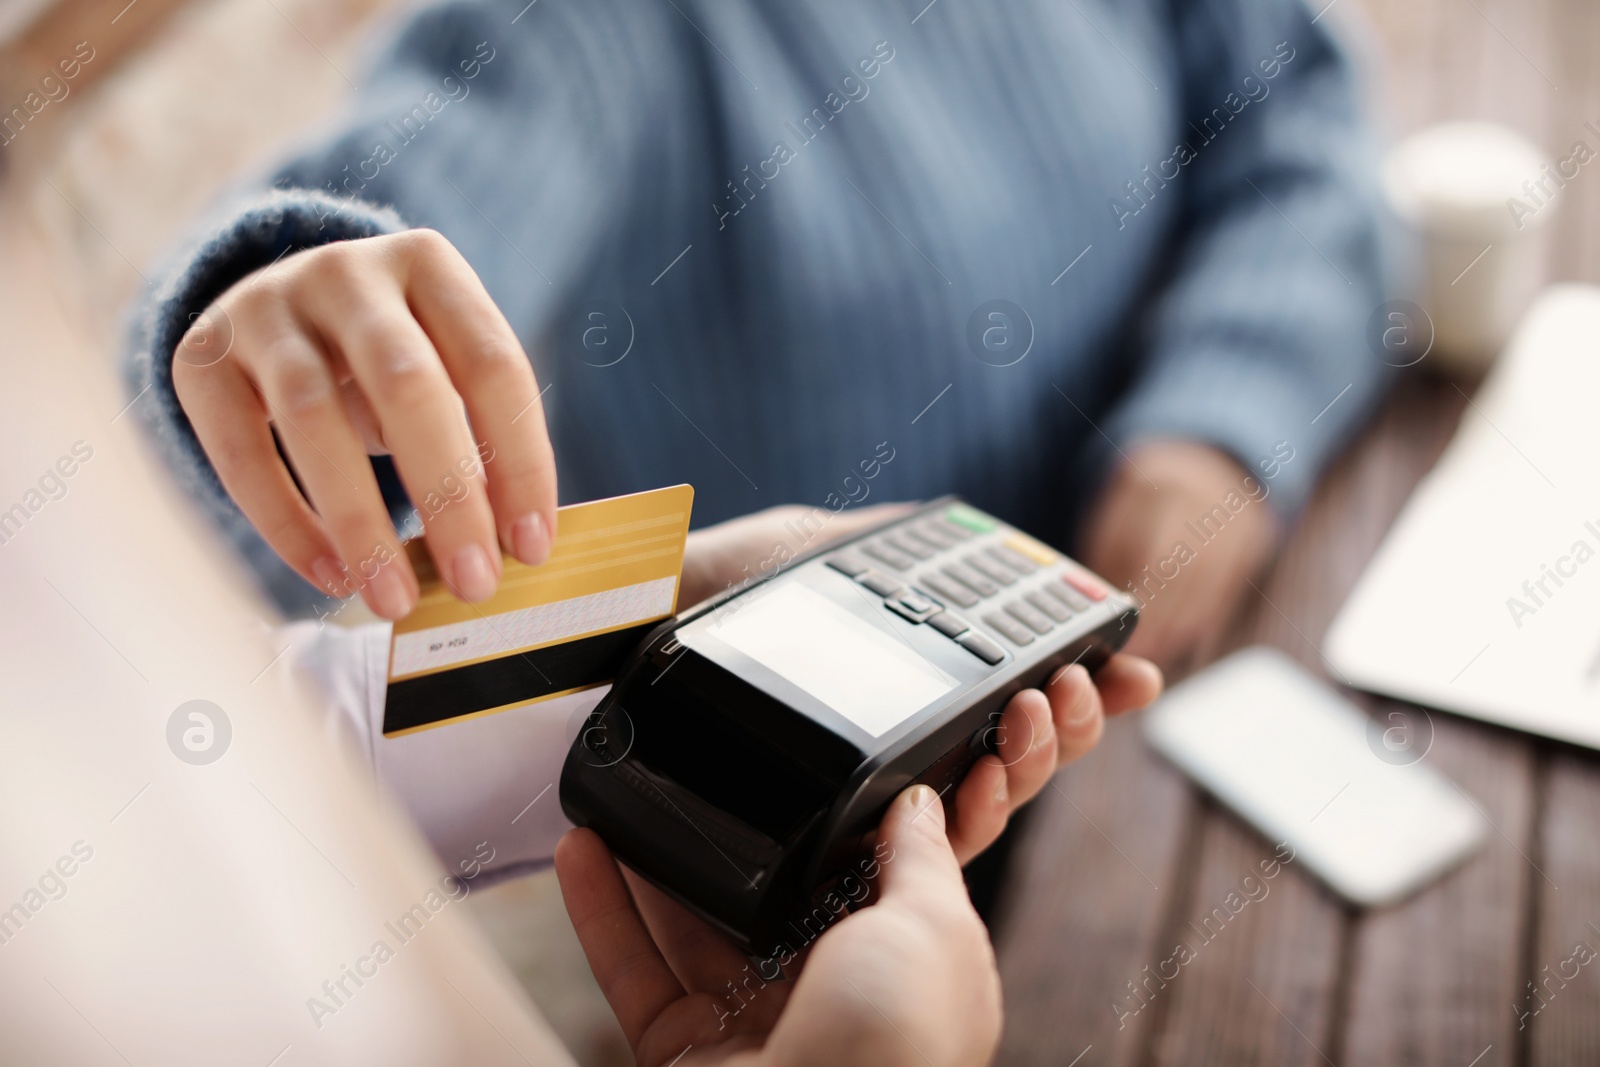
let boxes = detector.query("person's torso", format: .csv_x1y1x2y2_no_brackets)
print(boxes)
458,0,1184,539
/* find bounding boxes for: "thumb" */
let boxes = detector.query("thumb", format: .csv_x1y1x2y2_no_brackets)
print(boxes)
873,785,967,909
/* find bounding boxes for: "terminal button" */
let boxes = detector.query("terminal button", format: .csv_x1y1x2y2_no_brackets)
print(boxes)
858,570,906,597
928,611,972,638
1062,567,1109,602
909,520,959,550
930,516,976,542
1004,534,1060,566
826,553,870,578
1025,590,1072,623
1049,580,1091,612
863,540,916,571
883,532,934,561
983,611,1035,646
942,562,998,599
988,545,1038,576
944,505,998,533
920,572,979,608
886,590,941,623
957,630,1007,664
964,553,1018,587
1005,600,1054,635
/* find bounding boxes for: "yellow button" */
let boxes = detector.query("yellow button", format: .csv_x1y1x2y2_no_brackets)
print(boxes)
1005,534,1058,566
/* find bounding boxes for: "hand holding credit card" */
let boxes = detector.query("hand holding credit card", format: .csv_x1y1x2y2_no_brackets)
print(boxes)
384,485,694,736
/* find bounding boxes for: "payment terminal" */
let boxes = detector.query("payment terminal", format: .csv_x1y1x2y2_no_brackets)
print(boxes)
559,498,1139,956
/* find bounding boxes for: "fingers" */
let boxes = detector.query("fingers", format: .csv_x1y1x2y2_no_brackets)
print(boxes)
947,675,1095,864
178,233,542,614
944,654,1162,864
554,829,685,1050
189,303,418,619
948,755,1009,865
963,679,1087,852
1042,663,1106,768
298,248,504,604
874,785,970,913
620,867,754,997
1002,658,1155,799
1093,653,1164,716
992,686,1059,808
173,352,339,592
401,230,557,566
771,788,999,1067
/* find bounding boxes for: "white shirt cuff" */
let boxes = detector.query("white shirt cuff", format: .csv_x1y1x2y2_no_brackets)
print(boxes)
282,620,600,878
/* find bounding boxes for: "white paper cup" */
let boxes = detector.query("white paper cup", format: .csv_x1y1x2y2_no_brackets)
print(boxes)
1382,121,1552,376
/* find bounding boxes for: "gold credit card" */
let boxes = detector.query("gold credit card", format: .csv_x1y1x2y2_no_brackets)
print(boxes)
383,484,694,737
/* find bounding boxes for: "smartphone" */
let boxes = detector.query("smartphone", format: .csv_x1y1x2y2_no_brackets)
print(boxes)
1142,646,1486,907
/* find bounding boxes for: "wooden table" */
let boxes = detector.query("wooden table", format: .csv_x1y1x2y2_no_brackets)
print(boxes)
991,373,1587,1067
991,2,1600,1063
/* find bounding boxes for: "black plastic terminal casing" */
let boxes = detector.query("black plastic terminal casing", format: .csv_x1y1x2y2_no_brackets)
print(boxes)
559,497,1138,956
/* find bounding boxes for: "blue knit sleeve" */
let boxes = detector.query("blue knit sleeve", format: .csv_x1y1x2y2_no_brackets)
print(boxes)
1094,0,1396,515
121,0,688,615
123,191,407,616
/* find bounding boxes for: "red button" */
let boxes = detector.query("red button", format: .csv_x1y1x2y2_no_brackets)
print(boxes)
1061,568,1107,602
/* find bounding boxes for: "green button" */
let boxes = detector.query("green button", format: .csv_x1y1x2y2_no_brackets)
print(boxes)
944,505,997,533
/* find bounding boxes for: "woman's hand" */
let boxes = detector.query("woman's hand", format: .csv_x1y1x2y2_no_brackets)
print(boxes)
944,652,1159,862
172,229,558,620
678,502,1163,866
556,785,1002,1067
1081,439,1279,672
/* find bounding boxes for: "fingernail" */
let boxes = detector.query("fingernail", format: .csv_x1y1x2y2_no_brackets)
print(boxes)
366,562,414,619
511,512,551,566
1049,662,1090,688
993,767,1009,804
312,555,349,597
900,784,943,828
1064,696,1098,730
449,543,498,602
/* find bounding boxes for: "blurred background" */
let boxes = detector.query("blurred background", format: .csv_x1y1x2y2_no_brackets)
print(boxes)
2,0,1597,1064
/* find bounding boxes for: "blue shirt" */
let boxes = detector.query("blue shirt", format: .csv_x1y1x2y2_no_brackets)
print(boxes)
127,0,1392,615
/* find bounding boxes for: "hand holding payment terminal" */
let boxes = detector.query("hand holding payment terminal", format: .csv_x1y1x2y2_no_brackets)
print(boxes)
560,498,1138,955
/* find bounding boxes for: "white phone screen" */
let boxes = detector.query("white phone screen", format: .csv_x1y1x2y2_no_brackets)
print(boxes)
1144,646,1486,906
